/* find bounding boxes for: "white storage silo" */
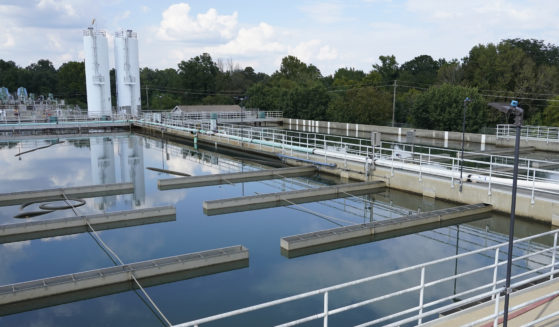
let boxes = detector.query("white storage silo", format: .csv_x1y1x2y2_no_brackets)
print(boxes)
114,30,141,117
83,27,112,117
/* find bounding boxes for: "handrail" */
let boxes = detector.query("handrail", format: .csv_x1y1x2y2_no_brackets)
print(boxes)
172,229,559,326
497,124,559,142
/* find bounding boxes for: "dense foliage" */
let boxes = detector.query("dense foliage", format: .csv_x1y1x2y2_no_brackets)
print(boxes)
2,38,559,130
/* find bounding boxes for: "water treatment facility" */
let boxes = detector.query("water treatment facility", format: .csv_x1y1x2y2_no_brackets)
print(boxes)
3,28,559,327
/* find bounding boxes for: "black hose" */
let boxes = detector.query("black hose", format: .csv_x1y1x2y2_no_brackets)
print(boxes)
15,198,86,218
39,198,86,210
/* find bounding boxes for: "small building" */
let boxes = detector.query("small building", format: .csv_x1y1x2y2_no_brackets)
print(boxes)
171,105,242,115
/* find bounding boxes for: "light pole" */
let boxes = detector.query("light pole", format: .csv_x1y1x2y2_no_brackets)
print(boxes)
488,100,524,327
459,97,471,192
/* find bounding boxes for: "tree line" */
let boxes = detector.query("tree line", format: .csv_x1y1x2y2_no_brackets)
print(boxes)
1,38,559,131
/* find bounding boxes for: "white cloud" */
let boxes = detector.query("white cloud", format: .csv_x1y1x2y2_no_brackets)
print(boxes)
118,10,131,21
36,0,77,17
157,3,238,42
289,40,338,62
299,2,349,24
405,0,557,32
2,31,15,48
208,23,285,56
317,45,338,60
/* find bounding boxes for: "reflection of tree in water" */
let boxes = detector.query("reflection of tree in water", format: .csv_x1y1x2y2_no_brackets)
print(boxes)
0,141,19,149
67,138,91,148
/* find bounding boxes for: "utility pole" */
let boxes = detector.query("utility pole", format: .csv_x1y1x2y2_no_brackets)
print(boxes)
145,86,149,111
392,80,397,127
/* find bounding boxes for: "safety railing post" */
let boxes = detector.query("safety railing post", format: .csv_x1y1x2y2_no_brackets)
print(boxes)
290,136,293,155
493,291,501,327
531,168,536,204
492,248,500,299
418,266,426,325
451,158,455,188
324,139,327,162
323,291,329,327
551,232,558,280
391,150,394,176
419,153,422,181
488,156,493,195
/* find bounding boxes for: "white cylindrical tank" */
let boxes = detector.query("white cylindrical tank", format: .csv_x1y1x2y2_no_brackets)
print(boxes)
83,28,112,117
114,30,141,117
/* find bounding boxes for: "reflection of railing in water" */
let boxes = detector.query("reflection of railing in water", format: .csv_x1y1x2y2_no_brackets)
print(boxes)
143,138,260,175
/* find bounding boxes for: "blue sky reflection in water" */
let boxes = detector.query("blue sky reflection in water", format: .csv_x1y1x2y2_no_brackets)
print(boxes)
0,134,552,327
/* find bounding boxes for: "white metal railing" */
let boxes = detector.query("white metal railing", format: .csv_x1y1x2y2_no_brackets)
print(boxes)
0,112,134,125
497,124,559,143
141,111,283,122
134,118,559,197
172,229,559,326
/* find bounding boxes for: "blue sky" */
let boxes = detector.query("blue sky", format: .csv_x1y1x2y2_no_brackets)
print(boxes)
1,0,558,75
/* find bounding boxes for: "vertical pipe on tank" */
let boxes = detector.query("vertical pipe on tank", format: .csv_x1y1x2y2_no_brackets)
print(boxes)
83,27,112,117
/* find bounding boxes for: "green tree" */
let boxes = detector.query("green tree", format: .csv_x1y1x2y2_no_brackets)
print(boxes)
276,55,322,82
245,55,325,115
327,87,392,125
178,53,219,103
502,38,559,66
410,84,494,132
373,55,399,82
543,96,559,126
0,60,23,91
399,55,440,86
437,60,463,85
26,59,57,95
332,67,365,87
57,61,86,107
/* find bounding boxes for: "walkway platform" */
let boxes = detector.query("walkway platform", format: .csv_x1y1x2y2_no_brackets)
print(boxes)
281,203,492,257
0,206,176,243
203,181,386,215
425,277,559,326
0,183,134,206
0,245,249,308
159,166,317,190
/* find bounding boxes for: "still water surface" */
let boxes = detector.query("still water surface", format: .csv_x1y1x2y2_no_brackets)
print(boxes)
0,133,552,326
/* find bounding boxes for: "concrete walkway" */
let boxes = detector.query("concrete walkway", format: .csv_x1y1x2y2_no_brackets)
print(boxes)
426,278,559,326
